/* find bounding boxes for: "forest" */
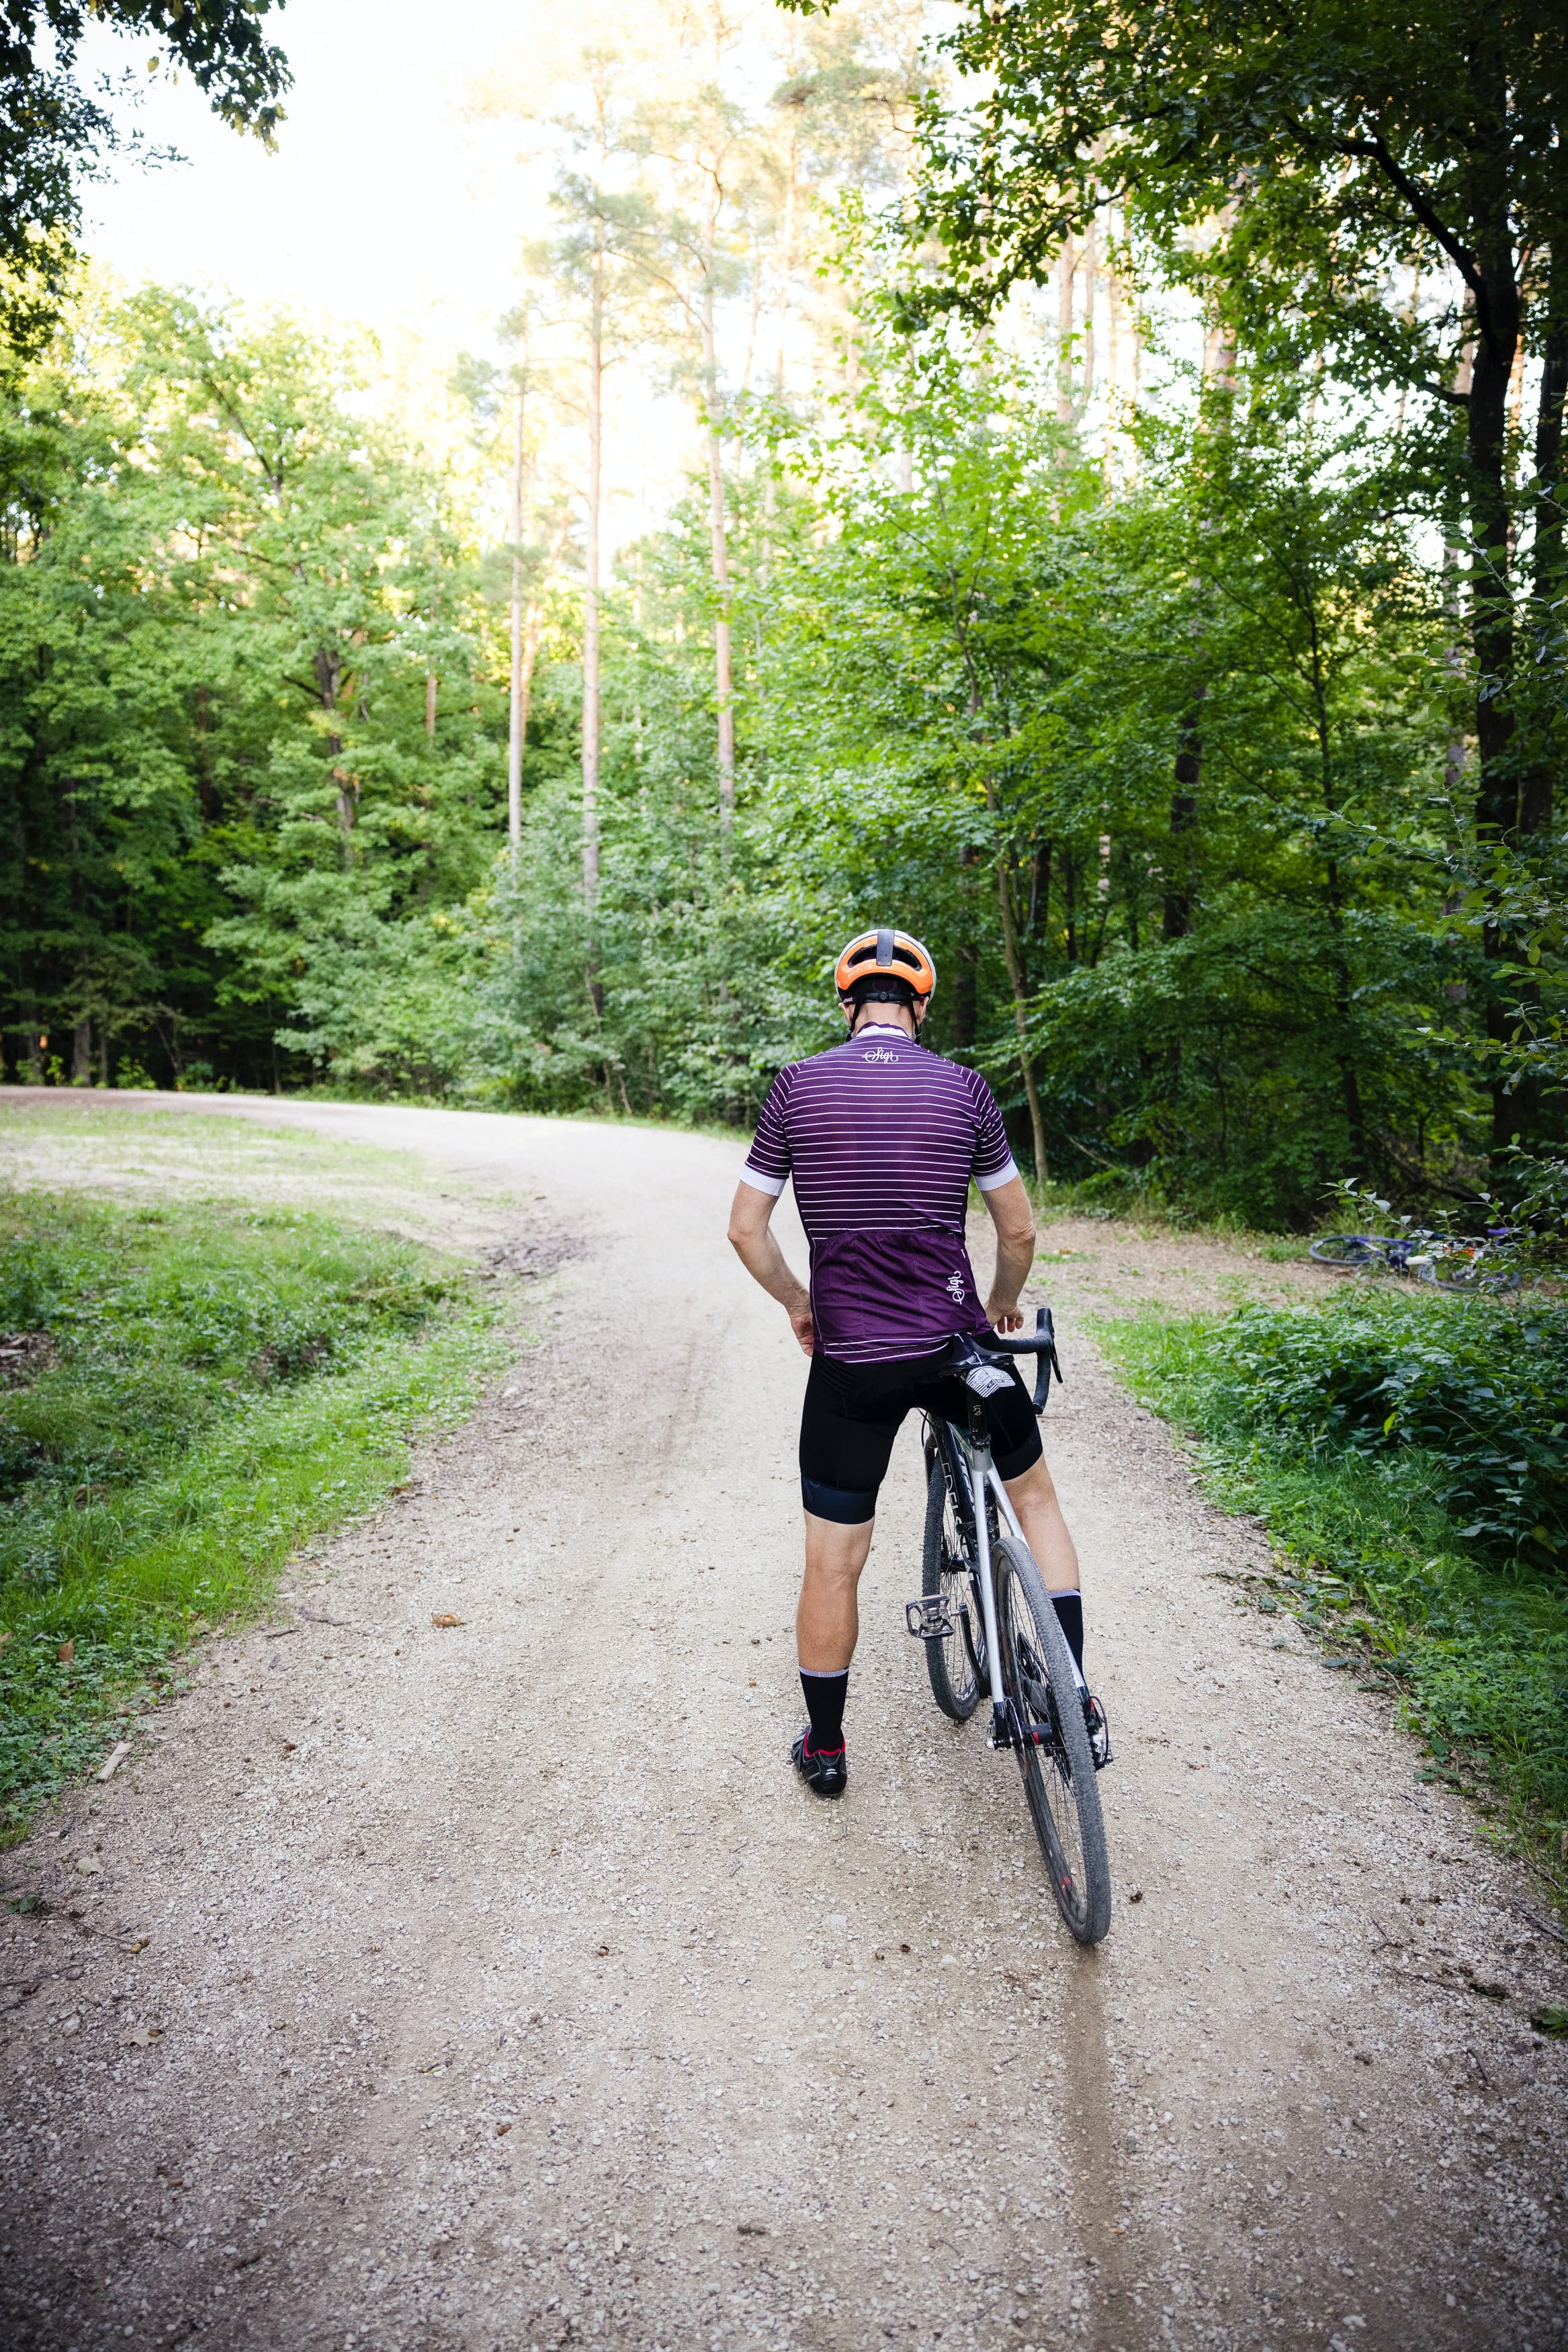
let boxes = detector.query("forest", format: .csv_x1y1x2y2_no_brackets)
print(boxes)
1,0,1564,1232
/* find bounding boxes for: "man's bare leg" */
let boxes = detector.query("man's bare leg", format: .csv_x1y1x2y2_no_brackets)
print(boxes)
1000,1455,1080,1591
797,1511,875,1673
795,1462,1076,1671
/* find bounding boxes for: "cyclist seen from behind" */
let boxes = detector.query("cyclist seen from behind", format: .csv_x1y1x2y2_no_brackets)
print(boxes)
728,927,1106,1798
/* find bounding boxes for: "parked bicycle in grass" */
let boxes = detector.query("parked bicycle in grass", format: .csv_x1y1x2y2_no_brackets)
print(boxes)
1309,1228,1522,1292
1313,1181,1523,1293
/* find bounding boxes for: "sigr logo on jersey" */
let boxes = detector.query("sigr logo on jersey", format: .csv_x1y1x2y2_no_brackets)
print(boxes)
863,1046,897,1064
946,1272,966,1302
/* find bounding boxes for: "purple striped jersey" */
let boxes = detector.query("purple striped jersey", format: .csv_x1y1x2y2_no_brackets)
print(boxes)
740,1023,1020,1363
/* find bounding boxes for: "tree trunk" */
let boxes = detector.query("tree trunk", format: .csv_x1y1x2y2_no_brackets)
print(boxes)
1526,239,1567,839
72,1019,91,1085
1469,279,1521,841
508,374,527,855
1055,234,1076,427
984,782,1048,1183
1162,720,1201,941
708,421,736,832
1103,255,1120,482
953,844,979,1052
1079,211,1096,405
702,284,736,834
195,682,212,825
313,649,355,853
1465,157,1524,1148
582,233,603,1012
425,672,437,740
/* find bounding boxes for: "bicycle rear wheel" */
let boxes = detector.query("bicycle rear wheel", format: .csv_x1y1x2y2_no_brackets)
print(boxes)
1309,1234,1391,1269
994,1536,1111,1945
922,1454,986,1720
1419,1255,1522,1294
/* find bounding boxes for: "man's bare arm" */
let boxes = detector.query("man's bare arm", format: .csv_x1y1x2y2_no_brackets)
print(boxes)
727,1180,816,1355
979,1174,1036,1331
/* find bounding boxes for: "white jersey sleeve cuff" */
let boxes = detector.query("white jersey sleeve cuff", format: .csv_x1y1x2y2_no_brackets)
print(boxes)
739,1164,787,1198
975,1159,1020,1193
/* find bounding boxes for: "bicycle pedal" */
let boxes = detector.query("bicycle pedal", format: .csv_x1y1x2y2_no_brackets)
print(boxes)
905,1596,955,1641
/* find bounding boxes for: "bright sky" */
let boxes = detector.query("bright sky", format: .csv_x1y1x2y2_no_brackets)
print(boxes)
80,0,555,352
79,0,711,544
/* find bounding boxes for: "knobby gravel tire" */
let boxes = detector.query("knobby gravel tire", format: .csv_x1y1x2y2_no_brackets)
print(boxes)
921,1455,985,1721
994,1534,1112,1945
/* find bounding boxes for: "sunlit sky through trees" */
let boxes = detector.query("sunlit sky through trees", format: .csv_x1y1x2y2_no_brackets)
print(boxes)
73,0,979,554
81,0,568,343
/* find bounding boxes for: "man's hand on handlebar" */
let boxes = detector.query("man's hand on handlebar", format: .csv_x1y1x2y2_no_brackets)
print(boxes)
987,1292,1025,1334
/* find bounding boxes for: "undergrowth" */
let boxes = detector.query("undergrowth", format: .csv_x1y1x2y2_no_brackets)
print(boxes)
1100,1302,1568,1906
0,1189,508,1839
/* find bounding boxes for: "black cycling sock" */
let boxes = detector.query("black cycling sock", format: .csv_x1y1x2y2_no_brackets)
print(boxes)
799,1668,848,1753
1050,1591,1085,1673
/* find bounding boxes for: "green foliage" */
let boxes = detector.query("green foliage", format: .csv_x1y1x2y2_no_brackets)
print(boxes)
1168,1288,1568,1570
0,1188,506,1837
0,285,507,1091
0,5,291,347
904,0,1568,1161
0,222,1552,1230
1102,1308,1568,1871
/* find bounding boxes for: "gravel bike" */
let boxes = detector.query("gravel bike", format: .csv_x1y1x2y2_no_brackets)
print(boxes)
904,1310,1113,1946
1310,1230,1522,1293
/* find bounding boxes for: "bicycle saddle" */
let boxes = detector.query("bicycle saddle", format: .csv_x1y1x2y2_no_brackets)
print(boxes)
945,1310,1063,1413
945,1332,1016,1398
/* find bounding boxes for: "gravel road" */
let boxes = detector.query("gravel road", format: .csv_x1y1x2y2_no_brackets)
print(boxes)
2,1097,1565,2352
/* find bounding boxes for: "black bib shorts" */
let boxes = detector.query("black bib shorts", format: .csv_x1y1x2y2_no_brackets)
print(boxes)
798,1346,1042,1525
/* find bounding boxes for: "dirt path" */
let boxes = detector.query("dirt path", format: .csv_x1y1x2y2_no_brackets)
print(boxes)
2,1097,1565,2352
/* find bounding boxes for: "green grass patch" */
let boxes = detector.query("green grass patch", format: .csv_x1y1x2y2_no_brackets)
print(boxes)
0,1189,509,1838
1099,1304,1568,1904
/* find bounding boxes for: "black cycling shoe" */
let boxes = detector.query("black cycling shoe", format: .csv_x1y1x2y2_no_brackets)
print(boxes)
791,1729,848,1798
1082,1691,1113,1771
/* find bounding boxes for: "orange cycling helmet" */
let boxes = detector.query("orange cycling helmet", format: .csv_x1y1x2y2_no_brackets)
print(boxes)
834,927,938,1003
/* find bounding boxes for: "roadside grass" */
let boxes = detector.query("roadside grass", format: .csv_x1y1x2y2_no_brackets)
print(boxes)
1100,1306,1568,1910
0,1098,443,1224
0,1187,509,1840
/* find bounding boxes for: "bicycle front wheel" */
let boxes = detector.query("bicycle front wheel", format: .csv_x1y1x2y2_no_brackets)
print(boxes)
994,1536,1111,1945
922,1454,986,1720
1309,1234,1391,1270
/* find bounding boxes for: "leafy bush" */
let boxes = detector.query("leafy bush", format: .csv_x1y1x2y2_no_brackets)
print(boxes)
0,1189,505,1837
1102,1308,1568,1878
1189,1289,1568,1570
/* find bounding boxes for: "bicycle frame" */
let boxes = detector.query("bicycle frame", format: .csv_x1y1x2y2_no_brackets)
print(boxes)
936,1412,1028,1750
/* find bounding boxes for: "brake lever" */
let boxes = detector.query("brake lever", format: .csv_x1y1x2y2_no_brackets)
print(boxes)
1031,1306,1063,1413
